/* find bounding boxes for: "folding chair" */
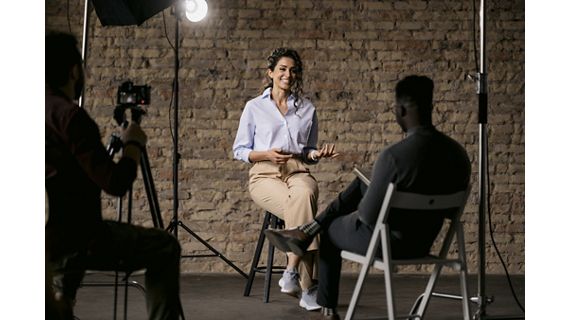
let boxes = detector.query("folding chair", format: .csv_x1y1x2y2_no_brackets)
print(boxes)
341,179,471,320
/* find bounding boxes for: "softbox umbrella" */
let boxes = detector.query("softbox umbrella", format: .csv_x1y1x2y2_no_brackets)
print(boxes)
91,0,175,26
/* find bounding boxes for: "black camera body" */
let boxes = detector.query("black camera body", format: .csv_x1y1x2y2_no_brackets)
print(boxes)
117,81,151,105
114,81,150,126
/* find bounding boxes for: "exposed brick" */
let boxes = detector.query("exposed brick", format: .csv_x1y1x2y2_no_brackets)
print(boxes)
46,0,525,275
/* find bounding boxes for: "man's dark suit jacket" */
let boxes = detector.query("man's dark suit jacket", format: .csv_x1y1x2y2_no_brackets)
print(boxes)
357,125,471,257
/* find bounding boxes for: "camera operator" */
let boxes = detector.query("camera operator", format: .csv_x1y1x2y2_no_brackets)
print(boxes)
46,32,181,320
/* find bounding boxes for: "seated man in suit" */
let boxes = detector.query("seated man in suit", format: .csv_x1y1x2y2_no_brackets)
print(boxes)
264,75,471,319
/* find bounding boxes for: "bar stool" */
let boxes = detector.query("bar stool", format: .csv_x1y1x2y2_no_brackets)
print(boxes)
243,211,287,303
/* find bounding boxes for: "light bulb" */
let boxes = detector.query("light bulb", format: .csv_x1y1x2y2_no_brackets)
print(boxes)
185,0,208,22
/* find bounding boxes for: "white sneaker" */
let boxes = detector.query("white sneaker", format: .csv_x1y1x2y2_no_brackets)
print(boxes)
299,285,321,311
278,269,301,297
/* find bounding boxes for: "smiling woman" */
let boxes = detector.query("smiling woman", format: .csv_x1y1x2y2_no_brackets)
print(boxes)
232,48,339,312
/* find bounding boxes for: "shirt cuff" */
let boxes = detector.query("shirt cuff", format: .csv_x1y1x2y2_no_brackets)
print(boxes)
302,147,319,164
240,149,253,164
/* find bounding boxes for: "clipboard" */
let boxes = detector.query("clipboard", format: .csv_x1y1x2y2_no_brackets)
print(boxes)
352,167,371,186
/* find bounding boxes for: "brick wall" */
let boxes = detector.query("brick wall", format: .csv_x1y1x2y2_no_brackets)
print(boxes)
45,0,524,274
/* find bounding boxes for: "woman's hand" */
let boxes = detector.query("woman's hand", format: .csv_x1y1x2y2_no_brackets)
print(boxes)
266,148,293,164
312,144,340,160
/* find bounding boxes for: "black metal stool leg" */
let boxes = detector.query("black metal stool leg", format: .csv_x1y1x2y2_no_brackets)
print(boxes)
113,271,119,320
123,273,129,320
244,212,272,296
243,211,286,303
263,214,279,303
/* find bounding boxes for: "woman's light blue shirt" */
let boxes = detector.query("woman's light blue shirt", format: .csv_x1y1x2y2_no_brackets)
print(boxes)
233,88,318,163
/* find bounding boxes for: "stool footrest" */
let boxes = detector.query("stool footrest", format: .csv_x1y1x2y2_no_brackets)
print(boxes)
253,266,287,274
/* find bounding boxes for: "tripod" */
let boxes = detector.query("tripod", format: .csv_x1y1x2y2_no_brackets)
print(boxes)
110,104,164,229
163,4,247,279
106,105,185,320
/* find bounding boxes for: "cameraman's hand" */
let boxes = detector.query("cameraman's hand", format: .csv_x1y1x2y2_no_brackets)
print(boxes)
121,123,147,164
121,123,147,146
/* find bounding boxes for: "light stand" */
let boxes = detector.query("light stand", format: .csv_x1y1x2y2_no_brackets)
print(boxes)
78,0,93,109
165,3,247,279
473,1,523,319
409,1,524,318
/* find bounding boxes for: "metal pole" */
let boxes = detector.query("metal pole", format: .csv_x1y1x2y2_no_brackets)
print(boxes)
79,0,91,108
173,5,180,240
475,1,523,319
476,0,489,317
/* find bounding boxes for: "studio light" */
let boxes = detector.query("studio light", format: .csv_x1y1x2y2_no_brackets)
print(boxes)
185,0,208,22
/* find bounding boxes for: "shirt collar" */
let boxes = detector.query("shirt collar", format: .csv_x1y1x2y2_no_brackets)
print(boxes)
261,87,295,102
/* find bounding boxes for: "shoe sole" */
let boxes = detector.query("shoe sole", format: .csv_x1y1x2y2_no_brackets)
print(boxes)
264,229,291,253
278,279,301,298
287,239,309,257
299,299,321,311
281,289,300,298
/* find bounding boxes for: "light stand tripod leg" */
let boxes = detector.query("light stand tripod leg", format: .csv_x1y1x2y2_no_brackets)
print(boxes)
173,221,248,279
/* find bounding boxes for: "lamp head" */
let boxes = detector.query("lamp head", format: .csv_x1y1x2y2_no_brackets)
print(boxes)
185,0,208,22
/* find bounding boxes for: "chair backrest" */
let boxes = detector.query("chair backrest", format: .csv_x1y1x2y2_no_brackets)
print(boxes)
379,183,471,225
362,182,470,259
365,182,470,266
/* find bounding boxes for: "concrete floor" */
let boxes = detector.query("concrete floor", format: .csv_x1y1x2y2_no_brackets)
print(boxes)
75,272,524,320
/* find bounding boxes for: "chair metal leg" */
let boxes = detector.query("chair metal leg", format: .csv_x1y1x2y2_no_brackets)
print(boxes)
456,225,471,320
244,212,271,297
416,263,444,318
380,228,397,320
81,271,146,320
344,263,372,320
123,275,129,320
113,271,119,320
384,264,397,320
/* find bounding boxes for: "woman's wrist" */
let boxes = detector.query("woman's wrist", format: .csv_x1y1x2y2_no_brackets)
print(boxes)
247,150,265,163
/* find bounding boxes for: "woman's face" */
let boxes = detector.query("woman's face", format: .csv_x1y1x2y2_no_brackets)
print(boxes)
268,57,297,92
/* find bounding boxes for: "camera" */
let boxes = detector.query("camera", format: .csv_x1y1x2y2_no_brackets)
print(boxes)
117,81,151,105
114,81,150,126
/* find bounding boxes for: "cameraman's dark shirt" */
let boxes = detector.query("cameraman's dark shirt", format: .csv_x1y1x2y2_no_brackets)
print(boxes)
45,87,137,259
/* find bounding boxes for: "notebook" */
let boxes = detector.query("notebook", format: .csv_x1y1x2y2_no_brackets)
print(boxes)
352,167,371,186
